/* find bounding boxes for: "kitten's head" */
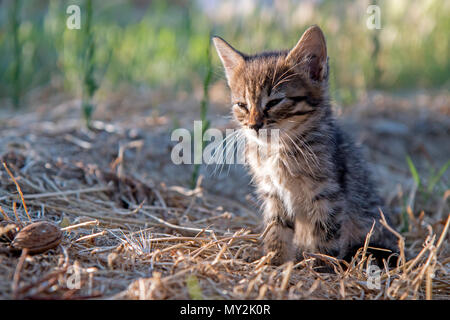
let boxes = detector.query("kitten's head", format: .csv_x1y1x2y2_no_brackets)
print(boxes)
213,26,329,137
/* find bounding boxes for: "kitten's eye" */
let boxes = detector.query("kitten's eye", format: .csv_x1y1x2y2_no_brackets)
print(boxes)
265,98,283,110
235,102,248,111
289,96,307,103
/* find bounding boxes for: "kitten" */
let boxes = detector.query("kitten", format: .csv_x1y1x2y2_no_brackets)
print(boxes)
213,26,398,266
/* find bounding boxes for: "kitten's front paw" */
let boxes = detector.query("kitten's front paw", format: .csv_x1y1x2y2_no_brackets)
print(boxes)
263,229,294,266
267,251,290,266
241,246,262,263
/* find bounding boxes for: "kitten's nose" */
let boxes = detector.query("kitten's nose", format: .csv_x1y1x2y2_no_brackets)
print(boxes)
249,122,263,133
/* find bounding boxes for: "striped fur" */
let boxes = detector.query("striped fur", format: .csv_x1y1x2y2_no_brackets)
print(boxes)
213,26,398,266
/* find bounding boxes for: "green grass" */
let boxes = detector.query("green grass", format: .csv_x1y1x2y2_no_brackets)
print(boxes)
403,155,450,232
9,0,22,108
427,160,450,194
186,274,203,300
80,0,97,126
0,0,448,107
406,156,450,197
191,33,213,189
406,155,421,189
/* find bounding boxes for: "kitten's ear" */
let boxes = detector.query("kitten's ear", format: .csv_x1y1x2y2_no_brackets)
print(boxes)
286,25,328,82
212,36,245,83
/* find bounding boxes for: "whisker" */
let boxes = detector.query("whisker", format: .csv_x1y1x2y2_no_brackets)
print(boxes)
272,73,299,92
272,61,303,91
292,134,320,169
283,131,316,177
209,129,240,176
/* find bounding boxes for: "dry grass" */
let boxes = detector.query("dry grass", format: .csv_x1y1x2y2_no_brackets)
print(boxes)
0,145,448,300
0,90,449,300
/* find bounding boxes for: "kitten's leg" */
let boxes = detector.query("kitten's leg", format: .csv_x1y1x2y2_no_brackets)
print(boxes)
262,195,295,265
296,186,344,261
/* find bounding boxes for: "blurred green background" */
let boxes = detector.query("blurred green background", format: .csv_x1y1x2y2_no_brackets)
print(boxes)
0,0,449,110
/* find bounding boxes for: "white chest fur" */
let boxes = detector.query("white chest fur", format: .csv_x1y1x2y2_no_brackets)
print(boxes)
247,142,326,252
248,148,298,218
247,140,323,220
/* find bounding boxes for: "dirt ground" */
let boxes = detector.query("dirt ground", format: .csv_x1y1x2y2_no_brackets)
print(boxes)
0,83,449,299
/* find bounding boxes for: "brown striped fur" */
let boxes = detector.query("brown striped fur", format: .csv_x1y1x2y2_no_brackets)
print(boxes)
213,26,398,266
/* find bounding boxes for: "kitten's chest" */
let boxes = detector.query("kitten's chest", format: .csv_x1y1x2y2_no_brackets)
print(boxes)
254,154,286,193
248,150,314,217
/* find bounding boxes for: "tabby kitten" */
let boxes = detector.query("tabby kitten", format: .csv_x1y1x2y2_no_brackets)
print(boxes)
213,26,398,266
